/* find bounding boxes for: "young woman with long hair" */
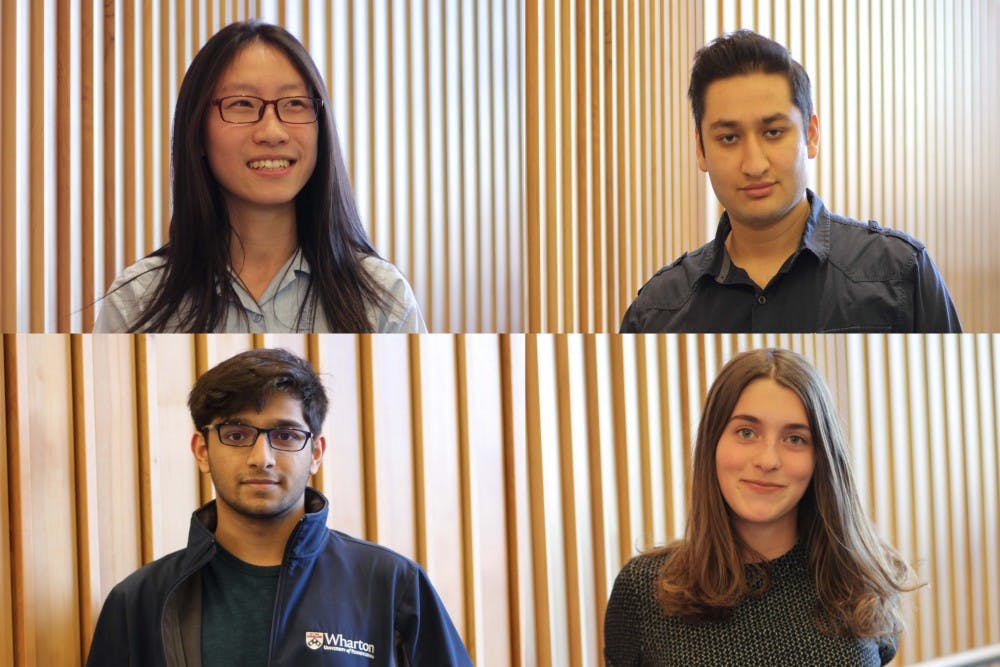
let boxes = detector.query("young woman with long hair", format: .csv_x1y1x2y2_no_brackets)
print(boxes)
604,348,919,666
95,21,424,332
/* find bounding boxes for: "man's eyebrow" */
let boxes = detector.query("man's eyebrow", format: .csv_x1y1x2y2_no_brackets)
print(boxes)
219,417,308,429
708,119,741,131
708,113,793,132
761,113,792,124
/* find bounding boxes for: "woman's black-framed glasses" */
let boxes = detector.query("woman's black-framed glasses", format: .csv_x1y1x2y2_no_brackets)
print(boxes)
211,95,323,124
206,423,313,452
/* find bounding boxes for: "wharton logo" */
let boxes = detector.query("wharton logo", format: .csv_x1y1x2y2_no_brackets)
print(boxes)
304,631,376,660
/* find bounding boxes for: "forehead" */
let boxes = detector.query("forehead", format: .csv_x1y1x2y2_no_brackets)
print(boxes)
215,41,309,95
702,72,800,126
223,391,307,425
730,377,809,425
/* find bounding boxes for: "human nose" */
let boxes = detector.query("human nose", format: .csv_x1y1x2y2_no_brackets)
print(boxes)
752,440,781,471
246,430,276,469
253,103,289,143
741,135,769,178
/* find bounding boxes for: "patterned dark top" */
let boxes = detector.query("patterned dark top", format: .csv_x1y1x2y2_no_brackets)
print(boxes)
604,543,897,666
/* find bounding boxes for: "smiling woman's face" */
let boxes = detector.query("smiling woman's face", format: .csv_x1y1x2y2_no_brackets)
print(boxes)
715,377,815,547
204,40,319,218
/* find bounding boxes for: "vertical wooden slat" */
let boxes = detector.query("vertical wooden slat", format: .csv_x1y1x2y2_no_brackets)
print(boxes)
554,336,581,666
526,0,541,332
358,334,377,541
142,0,154,257
454,336,476,661
29,3,45,331
102,2,116,291
0,3,16,331
0,339,14,664
524,335,552,664
123,0,135,267
57,0,71,331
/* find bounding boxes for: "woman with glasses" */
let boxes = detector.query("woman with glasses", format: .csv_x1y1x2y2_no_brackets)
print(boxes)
95,21,424,332
604,349,919,666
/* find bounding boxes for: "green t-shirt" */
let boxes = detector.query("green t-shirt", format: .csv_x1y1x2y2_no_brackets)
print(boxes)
201,545,281,667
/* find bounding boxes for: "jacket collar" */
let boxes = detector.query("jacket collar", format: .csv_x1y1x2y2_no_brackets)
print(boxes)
697,189,831,282
183,486,331,567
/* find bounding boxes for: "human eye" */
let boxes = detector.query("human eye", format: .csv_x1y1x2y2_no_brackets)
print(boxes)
224,96,257,109
735,426,756,439
786,432,811,446
219,424,253,444
764,127,786,139
717,133,738,145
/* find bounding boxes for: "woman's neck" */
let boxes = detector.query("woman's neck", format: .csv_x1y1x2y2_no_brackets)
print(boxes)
733,512,799,562
226,202,298,299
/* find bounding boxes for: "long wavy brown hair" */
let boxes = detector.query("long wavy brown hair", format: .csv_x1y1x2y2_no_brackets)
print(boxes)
655,348,919,644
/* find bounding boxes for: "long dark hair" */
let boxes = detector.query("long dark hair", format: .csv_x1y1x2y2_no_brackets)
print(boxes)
124,20,385,332
655,349,918,643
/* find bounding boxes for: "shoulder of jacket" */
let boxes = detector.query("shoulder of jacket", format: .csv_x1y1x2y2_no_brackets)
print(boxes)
827,213,926,253
109,546,190,596
633,245,710,310
326,529,421,571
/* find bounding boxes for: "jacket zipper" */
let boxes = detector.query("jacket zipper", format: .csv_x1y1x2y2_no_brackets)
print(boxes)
265,515,307,667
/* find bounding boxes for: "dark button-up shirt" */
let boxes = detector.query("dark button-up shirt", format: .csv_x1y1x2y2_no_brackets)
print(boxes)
620,191,961,333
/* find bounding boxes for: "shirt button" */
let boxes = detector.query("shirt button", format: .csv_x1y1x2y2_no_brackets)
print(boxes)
252,313,263,322
757,295,766,305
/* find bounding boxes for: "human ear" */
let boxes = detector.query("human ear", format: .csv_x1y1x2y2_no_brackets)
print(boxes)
806,113,820,159
695,129,709,172
309,434,326,474
191,431,212,474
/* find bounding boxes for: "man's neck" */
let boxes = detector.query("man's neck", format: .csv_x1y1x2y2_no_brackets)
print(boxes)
725,197,811,289
212,500,305,566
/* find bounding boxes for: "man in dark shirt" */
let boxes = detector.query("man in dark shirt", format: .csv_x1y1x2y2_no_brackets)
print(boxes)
86,348,472,667
620,30,960,333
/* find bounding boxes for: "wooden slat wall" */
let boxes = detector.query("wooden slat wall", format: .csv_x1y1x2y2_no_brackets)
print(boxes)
704,0,1000,333
524,333,1000,665
526,1,707,333
0,0,523,334
0,333,524,667
526,0,1000,332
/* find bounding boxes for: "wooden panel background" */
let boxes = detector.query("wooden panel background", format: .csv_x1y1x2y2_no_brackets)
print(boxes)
0,333,525,666
525,0,706,333
525,334,1000,666
525,0,1000,332
0,0,523,333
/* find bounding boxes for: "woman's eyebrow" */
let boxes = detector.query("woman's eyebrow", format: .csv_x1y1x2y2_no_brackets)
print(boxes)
727,414,811,430
217,81,307,94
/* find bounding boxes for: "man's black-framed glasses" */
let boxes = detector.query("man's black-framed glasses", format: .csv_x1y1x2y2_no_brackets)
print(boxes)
211,95,323,124
207,423,313,452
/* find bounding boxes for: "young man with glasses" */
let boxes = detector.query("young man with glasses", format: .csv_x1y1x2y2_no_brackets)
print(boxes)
86,348,470,666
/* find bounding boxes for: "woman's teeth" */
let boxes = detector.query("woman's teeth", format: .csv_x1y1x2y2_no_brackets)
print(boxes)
248,159,291,170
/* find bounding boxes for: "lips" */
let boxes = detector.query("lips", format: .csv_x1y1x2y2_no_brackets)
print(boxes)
741,182,775,198
242,478,279,486
741,479,785,492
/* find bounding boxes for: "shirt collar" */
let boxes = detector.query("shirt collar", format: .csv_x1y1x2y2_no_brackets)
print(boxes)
699,189,830,282
226,247,312,305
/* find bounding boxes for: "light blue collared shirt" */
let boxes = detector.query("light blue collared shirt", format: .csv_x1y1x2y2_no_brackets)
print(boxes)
93,249,426,332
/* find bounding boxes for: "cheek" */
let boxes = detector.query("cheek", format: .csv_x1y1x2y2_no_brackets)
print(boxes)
788,453,815,487
714,442,746,489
